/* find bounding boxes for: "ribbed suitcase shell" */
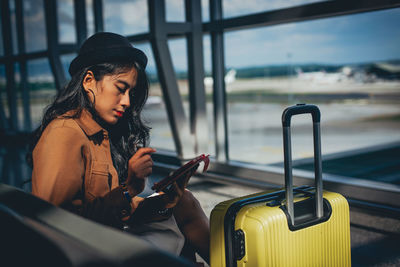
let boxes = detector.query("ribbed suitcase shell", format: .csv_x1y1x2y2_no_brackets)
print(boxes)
210,189,351,267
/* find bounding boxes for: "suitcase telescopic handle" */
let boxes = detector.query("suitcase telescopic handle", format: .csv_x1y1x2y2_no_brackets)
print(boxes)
282,104,323,226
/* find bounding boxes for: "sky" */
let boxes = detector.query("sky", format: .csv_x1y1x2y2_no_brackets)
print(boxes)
100,0,400,71
1,0,400,77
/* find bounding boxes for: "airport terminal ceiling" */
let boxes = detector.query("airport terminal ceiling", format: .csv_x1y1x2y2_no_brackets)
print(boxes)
0,0,399,207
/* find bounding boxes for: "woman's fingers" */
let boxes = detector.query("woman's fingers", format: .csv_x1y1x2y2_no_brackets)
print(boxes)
127,147,155,180
164,182,182,208
126,147,156,195
160,181,189,209
176,164,199,189
131,147,156,160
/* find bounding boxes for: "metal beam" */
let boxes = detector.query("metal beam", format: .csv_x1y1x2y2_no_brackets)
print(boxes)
74,0,87,46
210,0,228,161
44,0,67,90
153,155,400,208
15,0,31,131
164,22,192,34
148,0,195,159
203,0,400,32
185,0,208,154
0,51,48,63
126,33,151,43
93,0,104,33
212,163,400,208
1,0,18,131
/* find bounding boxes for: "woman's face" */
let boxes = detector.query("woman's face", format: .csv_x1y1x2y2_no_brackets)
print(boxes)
83,67,138,125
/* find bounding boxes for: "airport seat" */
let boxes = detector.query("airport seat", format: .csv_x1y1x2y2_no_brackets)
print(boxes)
0,183,193,267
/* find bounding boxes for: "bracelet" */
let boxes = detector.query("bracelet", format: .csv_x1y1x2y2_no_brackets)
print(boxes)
157,208,172,216
121,183,132,203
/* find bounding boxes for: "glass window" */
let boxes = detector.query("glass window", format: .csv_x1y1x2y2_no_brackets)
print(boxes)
223,0,326,18
27,58,56,128
0,1,18,55
168,38,188,82
169,37,215,156
203,35,212,76
202,0,209,22
9,1,18,54
104,0,148,35
165,0,209,22
58,0,76,43
0,4,3,56
203,34,215,156
86,0,95,37
166,0,185,22
135,42,175,152
0,65,6,117
224,8,400,165
0,63,25,129
166,0,209,22
168,37,189,135
24,0,46,52
60,53,76,80
168,38,188,123
14,63,22,130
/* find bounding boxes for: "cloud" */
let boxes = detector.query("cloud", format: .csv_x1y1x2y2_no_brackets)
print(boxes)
224,24,341,67
104,0,148,35
223,0,324,18
2,1,399,74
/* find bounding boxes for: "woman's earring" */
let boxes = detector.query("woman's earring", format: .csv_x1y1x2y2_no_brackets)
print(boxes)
87,88,96,105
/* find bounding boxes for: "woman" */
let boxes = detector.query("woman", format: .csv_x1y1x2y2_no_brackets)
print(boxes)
28,32,209,263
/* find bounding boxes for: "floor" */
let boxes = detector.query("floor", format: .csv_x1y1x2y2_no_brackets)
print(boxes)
1,140,399,266
186,176,400,267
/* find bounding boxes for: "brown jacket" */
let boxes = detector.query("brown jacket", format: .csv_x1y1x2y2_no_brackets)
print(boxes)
32,109,132,228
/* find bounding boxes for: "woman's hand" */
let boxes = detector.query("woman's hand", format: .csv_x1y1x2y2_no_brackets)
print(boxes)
126,147,156,196
160,164,199,209
128,163,199,224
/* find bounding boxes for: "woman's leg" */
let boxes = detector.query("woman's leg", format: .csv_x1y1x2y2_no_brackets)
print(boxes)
173,189,210,263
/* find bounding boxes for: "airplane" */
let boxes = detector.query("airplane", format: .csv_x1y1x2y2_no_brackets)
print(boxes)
295,67,351,84
204,69,237,87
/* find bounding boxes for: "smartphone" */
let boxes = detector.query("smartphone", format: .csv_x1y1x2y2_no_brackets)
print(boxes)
152,154,210,192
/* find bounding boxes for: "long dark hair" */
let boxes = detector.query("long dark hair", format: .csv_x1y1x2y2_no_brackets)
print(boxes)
27,61,150,183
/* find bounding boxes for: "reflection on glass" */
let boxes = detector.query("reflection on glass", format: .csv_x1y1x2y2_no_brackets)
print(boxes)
223,0,325,18
58,0,76,43
104,0,148,35
27,59,56,128
24,0,46,52
134,43,175,151
224,9,400,166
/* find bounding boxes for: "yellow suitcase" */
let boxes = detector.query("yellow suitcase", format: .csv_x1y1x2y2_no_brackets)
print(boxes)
210,104,351,267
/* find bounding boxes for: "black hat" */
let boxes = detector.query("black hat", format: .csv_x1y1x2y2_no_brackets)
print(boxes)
68,32,147,76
